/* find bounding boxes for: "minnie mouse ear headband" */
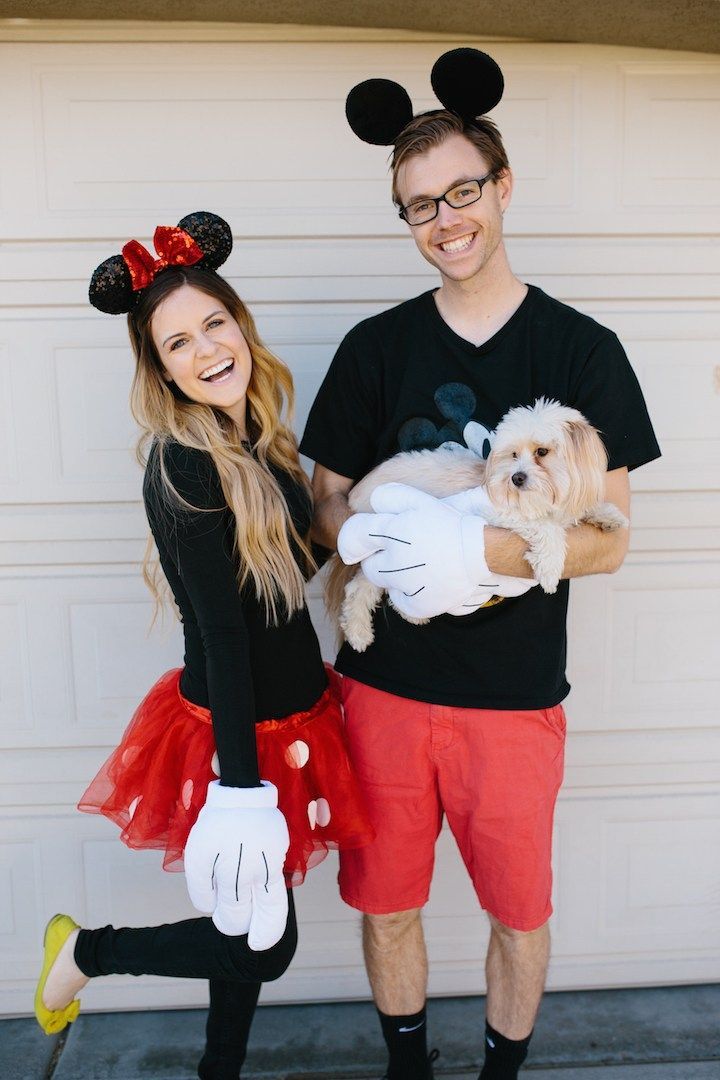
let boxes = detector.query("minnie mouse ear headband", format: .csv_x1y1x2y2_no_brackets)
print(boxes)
88,211,233,315
345,47,504,146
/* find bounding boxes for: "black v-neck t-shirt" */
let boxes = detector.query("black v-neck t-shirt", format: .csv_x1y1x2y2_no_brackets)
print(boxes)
300,286,660,709
143,440,327,787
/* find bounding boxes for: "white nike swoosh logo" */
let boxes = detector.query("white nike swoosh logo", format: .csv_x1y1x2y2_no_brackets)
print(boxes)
398,1021,425,1033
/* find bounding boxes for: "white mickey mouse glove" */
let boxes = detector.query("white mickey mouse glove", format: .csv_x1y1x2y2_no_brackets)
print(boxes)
442,486,537,606
184,780,289,951
337,483,498,619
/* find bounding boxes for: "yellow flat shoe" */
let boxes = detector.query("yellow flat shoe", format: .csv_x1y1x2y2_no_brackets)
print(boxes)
34,914,82,1035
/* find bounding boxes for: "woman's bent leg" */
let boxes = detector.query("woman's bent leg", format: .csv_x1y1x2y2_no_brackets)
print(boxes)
74,891,297,984
197,978,261,1080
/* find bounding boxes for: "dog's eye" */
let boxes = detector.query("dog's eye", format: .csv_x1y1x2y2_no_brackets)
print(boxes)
536,447,549,458
512,452,518,459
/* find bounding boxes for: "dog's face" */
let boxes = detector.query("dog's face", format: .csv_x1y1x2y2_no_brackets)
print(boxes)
484,399,608,520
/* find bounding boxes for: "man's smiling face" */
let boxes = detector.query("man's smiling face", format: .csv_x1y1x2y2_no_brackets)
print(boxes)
395,133,513,287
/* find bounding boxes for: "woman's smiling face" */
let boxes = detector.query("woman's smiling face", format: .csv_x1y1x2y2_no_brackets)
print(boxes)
150,283,253,430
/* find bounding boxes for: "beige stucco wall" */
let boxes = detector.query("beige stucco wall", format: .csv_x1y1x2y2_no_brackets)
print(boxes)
0,0,718,54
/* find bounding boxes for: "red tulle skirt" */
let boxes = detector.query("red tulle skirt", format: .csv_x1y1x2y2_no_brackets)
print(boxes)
78,666,374,886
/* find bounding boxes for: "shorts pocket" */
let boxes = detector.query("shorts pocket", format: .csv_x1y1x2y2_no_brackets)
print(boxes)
541,704,567,738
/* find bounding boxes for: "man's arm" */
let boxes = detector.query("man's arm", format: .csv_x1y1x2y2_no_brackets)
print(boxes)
484,467,631,580
310,464,355,550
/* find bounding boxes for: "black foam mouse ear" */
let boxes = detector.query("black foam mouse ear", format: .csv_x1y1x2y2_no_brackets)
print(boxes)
431,48,504,120
88,254,135,315
177,211,233,271
346,78,414,145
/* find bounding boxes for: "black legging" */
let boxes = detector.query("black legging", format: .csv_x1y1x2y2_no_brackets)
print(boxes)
74,890,296,982
74,892,297,1080
197,979,262,1080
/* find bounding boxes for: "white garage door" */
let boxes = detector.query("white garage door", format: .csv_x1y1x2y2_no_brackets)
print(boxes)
1,26,719,1015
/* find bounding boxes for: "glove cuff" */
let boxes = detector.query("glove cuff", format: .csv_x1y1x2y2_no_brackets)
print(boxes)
460,514,492,585
336,515,364,566
203,779,279,809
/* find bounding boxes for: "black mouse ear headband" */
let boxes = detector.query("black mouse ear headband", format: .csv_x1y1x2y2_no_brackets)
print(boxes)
88,210,233,315
345,47,504,146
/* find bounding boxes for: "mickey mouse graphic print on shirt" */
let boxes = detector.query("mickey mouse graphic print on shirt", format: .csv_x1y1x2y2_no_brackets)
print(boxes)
396,381,495,460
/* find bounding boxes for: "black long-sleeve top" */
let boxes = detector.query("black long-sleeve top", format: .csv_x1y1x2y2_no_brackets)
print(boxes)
143,440,327,788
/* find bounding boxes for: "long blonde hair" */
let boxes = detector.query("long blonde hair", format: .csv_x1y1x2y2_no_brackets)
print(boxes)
128,266,314,625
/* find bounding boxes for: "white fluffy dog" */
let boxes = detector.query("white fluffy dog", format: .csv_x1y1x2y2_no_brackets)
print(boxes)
327,398,628,652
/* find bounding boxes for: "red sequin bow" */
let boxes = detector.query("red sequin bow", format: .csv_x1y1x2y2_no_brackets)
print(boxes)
122,226,204,292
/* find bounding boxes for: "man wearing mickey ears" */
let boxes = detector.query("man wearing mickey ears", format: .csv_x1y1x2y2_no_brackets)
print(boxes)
301,49,660,1080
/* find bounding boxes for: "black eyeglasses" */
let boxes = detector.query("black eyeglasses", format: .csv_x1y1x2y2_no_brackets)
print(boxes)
398,173,497,226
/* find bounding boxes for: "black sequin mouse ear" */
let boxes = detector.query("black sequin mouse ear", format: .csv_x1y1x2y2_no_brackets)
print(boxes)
88,210,234,314
88,255,135,315
345,78,414,145
430,48,504,120
178,211,233,271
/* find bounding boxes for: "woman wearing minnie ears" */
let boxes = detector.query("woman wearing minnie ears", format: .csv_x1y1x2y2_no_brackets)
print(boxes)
34,211,373,1080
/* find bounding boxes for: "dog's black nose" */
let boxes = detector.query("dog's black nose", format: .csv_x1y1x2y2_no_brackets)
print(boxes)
511,472,527,488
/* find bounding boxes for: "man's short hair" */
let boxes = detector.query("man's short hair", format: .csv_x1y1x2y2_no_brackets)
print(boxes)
391,110,510,207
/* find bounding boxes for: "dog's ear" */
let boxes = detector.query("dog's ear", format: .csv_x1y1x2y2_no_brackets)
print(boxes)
562,416,608,518
482,441,509,508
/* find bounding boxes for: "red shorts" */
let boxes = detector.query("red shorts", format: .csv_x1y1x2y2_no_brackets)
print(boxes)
338,677,566,931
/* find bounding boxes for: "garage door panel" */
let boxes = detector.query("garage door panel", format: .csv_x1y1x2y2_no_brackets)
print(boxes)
607,584,719,714
83,836,195,929
0,342,19,485
492,67,577,208
621,65,720,208
0,571,183,748
0,818,84,982
0,588,71,742
0,600,32,735
602,813,719,937
0,320,141,503
0,839,41,964
6,45,398,233
0,747,131,809
629,341,720,493
0,49,40,229
630,492,720,555
564,729,720,788
567,560,720,730
553,794,720,950
68,597,181,729
54,344,138,485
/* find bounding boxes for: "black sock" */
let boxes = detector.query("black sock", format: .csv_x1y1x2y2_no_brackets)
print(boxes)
378,1006,429,1080
479,1021,532,1080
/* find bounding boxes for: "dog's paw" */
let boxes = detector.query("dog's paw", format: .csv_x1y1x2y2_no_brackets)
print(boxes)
524,550,560,594
340,583,379,652
343,627,374,652
586,502,629,532
340,607,375,652
539,577,559,594
387,595,430,625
